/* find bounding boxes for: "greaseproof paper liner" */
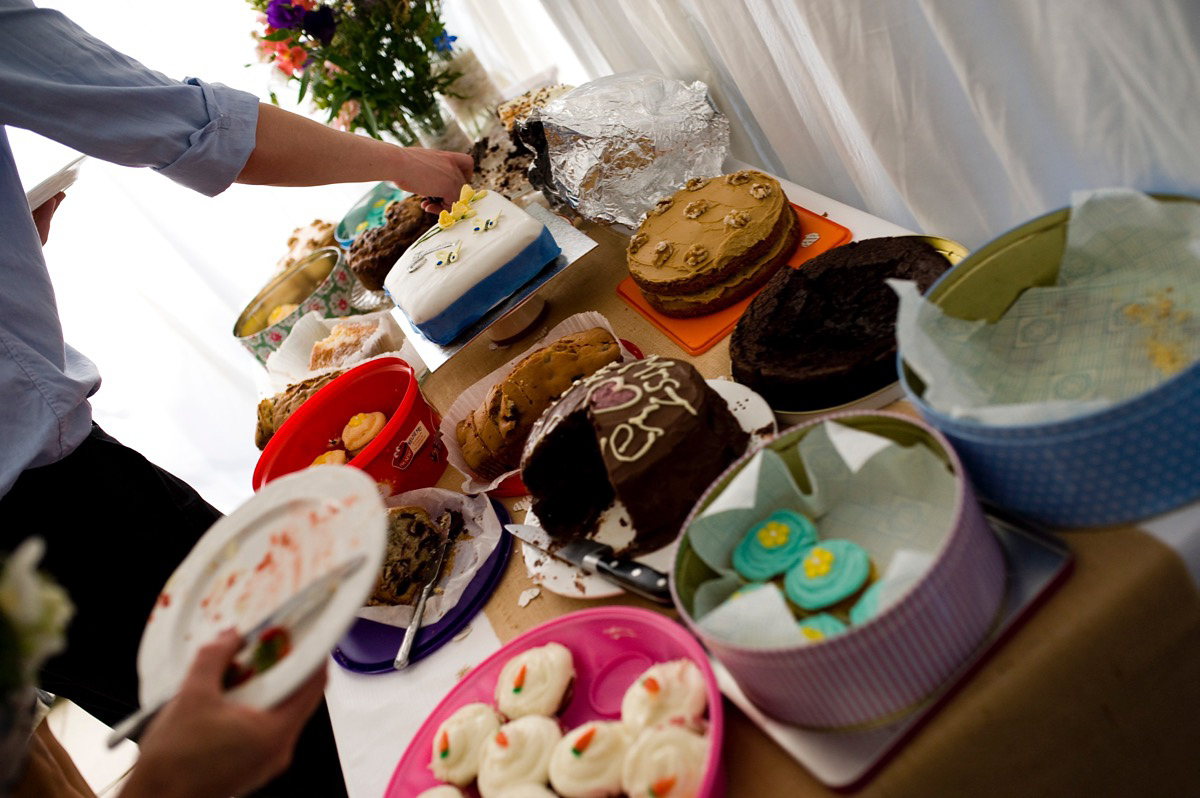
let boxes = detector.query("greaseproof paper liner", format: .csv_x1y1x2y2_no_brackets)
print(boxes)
440,311,639,493
686,421,955,646
675,412,1007,728
896,188,1200,424
357,488,502,628
263,309,427,394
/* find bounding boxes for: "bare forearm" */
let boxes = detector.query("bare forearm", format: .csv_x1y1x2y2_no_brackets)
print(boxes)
237,104,397,186
236,103,473,205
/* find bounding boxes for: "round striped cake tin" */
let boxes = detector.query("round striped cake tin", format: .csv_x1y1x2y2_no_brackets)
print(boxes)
672,411,1006,729
899,196,1200,527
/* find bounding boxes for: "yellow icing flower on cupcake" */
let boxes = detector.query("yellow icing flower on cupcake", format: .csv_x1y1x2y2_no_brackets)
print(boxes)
803,546,835,579
756,520,791,549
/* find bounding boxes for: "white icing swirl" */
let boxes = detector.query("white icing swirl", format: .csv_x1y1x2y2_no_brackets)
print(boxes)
547,720,633,798
494,642,575,718
416,786,466,798
620,659,708,734
493,785,559,798
621,726,709,798
429,702,503,785
477,715,563,798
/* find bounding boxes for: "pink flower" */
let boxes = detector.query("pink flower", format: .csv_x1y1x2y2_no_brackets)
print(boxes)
269,331,283,343
274,44,309,77
333,99,361,131
336,298,349,311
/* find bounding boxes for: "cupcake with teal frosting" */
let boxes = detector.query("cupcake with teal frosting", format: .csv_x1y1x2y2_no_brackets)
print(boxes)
732,509,818,581
783,539,872,613
797,613,847,642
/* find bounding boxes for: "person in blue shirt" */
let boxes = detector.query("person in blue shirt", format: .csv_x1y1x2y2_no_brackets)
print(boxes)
0,1,473,795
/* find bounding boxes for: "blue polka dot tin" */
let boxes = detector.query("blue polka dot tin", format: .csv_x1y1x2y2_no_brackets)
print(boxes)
900,196,1200,527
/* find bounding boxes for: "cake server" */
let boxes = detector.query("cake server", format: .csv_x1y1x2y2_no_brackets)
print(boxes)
505,523,672,605
394,512,454,670
106,553,367,748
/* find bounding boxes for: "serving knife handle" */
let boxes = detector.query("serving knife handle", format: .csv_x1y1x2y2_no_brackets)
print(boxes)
582,551,673,605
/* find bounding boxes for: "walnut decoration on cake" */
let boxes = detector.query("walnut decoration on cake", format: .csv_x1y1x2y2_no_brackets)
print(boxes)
626,170,799,317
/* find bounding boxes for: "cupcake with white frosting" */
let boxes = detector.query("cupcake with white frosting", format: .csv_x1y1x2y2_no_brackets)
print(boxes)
416,787,465,798
494,785,559,798
429,702,504,786
477,715,563,798
620,659,708,734
547,720,633,798
621,725,709,798
494,642,575,719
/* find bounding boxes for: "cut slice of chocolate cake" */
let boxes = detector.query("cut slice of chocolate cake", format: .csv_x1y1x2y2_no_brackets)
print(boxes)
520,356,749,556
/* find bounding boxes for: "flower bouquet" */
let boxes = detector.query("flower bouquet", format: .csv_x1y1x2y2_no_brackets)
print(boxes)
250,0,468,145
0,538,73,789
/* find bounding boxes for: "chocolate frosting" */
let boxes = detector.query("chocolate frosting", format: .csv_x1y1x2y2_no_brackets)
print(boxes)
521,356,749,555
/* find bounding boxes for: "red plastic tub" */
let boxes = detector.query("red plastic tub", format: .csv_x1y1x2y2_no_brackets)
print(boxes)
253,357,447,496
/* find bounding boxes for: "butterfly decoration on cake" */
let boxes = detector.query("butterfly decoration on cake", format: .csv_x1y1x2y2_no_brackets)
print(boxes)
471,213,502,234
433,241,461,268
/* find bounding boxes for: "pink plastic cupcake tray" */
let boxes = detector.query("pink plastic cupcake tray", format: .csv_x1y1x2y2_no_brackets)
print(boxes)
384,606,725,797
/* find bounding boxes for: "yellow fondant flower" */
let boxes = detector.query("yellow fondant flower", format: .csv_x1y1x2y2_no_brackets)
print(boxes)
756,520,791,549
459,184,487,204
803,546,835,579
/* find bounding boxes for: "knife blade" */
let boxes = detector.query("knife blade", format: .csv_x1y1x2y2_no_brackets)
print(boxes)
505,523,672,605
106,553,367,748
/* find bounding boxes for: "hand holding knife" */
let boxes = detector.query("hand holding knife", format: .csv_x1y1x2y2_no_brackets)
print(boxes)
505,524,673,605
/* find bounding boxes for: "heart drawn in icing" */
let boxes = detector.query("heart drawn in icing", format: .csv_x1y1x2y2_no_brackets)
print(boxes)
590,381,638,410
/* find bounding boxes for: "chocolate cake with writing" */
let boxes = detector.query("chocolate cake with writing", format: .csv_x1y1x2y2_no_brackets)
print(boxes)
520,356,749,556
731,236,950,410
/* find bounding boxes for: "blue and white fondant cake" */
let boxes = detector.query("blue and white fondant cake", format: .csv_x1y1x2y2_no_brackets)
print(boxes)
384,185,560,344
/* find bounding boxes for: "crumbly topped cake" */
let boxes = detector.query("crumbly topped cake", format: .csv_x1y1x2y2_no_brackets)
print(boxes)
348,195,437,291
308,319,383,371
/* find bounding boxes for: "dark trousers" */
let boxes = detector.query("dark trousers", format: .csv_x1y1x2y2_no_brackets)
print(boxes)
1,425,348,797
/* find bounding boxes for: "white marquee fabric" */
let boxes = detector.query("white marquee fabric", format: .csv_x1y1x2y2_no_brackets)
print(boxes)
535,0,1200,251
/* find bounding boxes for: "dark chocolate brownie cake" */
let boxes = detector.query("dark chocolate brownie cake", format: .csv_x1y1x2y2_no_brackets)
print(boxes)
347,195,437,291
520,356,749,556
730,236,950,411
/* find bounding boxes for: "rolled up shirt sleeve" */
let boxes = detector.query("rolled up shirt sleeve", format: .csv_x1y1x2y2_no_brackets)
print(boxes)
0,0,259,196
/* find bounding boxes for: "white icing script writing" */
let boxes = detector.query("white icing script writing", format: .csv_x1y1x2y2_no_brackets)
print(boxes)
588,358,698,463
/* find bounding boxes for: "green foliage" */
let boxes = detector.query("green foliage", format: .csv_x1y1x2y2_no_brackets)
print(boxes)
251,0,462,143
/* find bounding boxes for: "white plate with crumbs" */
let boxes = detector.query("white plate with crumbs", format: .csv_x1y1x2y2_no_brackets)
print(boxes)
136,466,386,710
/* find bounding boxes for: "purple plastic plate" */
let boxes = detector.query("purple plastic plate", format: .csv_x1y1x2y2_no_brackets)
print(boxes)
332,500,512,673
